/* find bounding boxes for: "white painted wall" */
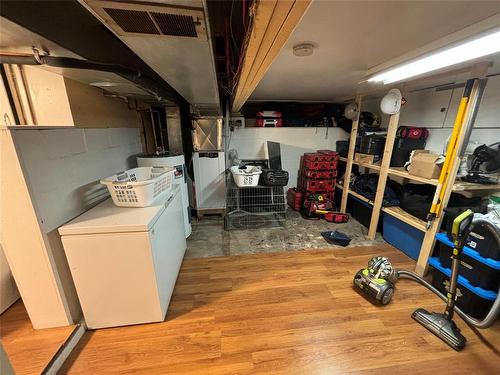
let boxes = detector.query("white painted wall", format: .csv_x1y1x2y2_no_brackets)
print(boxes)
362,76,500,155
228,127,348,190
13,128,142,233
229,75,499,193
6,127,141,327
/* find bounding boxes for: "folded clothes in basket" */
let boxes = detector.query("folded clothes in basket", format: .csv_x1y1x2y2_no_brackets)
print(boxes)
321,231,352,247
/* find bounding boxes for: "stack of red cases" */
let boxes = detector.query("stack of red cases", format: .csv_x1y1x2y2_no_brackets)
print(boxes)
299,150,339,200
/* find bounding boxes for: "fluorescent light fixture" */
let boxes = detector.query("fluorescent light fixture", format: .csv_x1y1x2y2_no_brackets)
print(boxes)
90,81,121,87
369,29,500,84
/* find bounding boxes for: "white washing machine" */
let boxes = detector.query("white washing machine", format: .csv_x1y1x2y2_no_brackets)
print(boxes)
137,153,192,238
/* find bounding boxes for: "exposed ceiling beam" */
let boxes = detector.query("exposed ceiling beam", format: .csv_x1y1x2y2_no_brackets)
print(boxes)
232,0,311,112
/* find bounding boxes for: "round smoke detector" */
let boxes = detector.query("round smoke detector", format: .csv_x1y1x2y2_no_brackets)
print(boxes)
293,43,315,57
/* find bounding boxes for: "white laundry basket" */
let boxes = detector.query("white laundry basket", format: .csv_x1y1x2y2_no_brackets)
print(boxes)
230,166,262,187
101,166,174,207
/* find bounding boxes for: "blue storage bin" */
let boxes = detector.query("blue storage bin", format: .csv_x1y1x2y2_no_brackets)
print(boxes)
383,213,424,260
429,257,497,320
434,231,500,292
435,232,500,269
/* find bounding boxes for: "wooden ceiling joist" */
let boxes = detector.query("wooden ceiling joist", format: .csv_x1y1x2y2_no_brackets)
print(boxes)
232,0,311,112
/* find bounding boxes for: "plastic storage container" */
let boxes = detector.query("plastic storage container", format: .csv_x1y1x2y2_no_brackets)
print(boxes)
230,166,262,187
435,233,500,291
287,188,303,211
390,137,426,167
429,257,497,320
259,169,289,186
101,166,174,207
317,150,339,161
300,178,335,192
302,159,338,171
304,152,338,162
336,140,349,157
383,213,424,260
302,169,337,179
467,219,500,260
360,135,386,155
347,196,379,231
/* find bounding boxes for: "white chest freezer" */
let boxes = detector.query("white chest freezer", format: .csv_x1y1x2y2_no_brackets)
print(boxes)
59,186,186,329
137,153,192,238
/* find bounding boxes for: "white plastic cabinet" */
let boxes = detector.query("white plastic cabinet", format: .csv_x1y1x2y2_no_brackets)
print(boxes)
59,186,186,329
193,151,226,210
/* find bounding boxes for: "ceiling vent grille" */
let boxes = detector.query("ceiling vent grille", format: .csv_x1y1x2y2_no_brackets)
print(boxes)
87,0,206,40
104,8,160,35
151,12,197,38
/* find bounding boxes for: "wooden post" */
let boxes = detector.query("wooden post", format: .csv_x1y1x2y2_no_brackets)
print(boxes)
1,128,75,328
415,162,458,275
340,95,362,213
367,112,400,239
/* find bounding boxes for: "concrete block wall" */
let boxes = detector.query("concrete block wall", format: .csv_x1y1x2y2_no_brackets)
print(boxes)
13,128,141,233
7,127,141,327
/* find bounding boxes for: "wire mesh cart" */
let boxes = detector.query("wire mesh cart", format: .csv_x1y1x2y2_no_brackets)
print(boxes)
225,174,286,230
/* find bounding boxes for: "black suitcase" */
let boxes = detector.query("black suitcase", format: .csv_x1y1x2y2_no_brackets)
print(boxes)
336,140,349,157
360,135,386,155
390,137,426,167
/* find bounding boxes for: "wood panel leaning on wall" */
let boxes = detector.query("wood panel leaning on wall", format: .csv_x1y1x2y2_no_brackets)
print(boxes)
0,65,150,328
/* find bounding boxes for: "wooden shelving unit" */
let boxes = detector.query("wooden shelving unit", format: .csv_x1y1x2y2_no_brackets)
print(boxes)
339,80,498,275
452,181,500,191
337,183,373,205
381,206,427,231
387,167,438,185
353,160,381,171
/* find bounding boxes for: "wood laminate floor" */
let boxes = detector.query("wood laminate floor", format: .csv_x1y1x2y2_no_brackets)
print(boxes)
0,300,76,375
62,245,500,374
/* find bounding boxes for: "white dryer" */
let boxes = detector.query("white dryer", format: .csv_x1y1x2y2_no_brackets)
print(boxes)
137,153,192,238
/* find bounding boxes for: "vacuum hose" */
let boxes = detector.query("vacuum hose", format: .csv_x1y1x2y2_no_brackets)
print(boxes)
397,269,500,329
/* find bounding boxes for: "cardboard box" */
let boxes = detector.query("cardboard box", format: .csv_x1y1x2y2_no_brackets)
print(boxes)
354,153,380,164
408,150,443,179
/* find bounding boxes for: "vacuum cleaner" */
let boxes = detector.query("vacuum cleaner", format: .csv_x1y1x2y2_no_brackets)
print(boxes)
353,209,500,351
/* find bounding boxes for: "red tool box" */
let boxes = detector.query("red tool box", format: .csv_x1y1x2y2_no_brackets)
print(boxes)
300,177,336,192
323,212,349,223
287,188,303,211
302,159,338,171
303,151,339,162
317,150,339,161
301,168,337,179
